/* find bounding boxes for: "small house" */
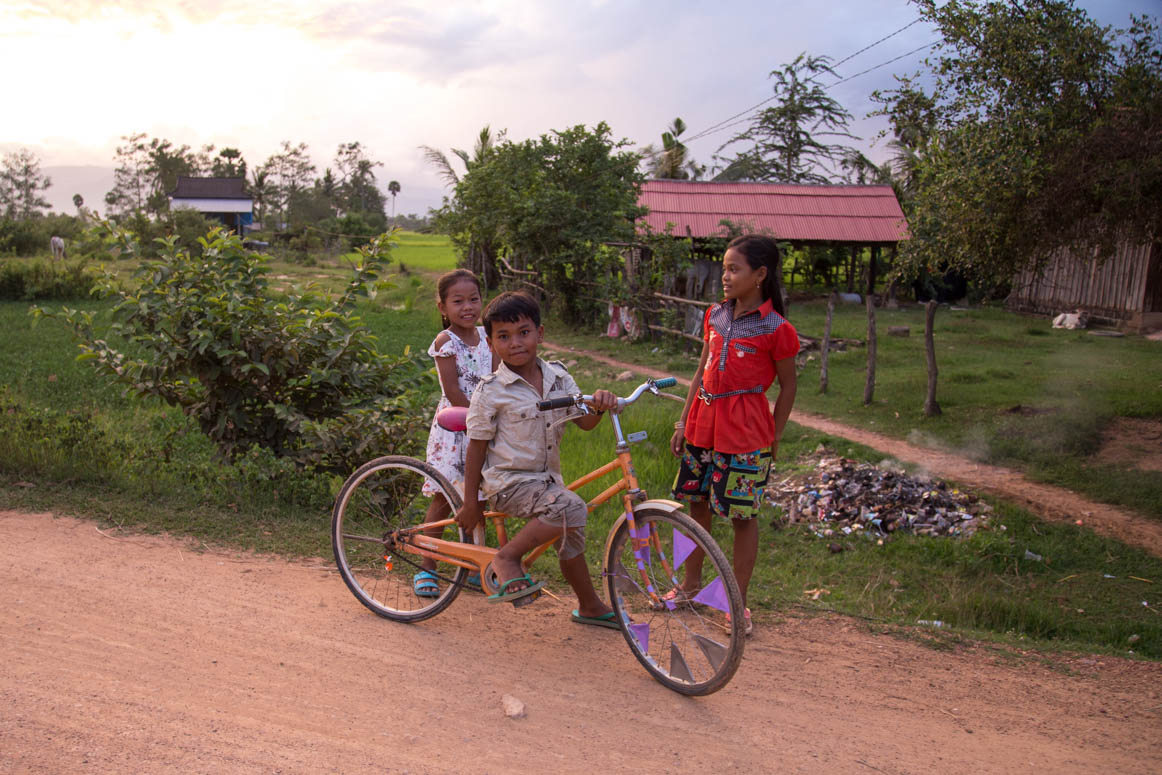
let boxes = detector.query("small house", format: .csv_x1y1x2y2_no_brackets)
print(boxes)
168,177,253,234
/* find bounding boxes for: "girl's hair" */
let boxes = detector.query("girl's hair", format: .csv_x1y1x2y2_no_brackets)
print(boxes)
435,269,482,329
727,234,788,317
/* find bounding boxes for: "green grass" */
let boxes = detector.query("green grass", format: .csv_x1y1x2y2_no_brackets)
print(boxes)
548,301,1162,521
389,230,458,272
3,255,1161,662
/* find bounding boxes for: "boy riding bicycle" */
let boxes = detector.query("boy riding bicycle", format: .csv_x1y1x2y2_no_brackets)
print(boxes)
454,291,616,624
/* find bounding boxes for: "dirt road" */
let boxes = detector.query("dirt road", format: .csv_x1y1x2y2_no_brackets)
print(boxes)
2,510,1159,774
543,342,1162,558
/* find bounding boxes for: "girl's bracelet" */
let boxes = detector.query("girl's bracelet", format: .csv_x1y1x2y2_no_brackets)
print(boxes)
674,421,685,430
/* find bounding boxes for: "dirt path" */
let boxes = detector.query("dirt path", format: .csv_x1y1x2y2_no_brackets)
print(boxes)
544,342,1162,558
2,509,1160,774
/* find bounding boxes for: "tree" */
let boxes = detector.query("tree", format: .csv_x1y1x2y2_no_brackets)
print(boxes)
424,126,507,285
439,122,644,320
104,133,151,217
878,0,1162,280
643,118,705,179
210,147,248,179
1,148,53,219
259,141,316,228
420,125,505,188
715,54,856,183
144,138,205,213
332,142,386,227
104,134,207,218
249,168,271,226
387,180,401,217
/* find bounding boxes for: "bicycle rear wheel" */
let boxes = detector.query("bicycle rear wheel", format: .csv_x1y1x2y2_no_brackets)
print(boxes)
332,455,467,623
603,505,745,696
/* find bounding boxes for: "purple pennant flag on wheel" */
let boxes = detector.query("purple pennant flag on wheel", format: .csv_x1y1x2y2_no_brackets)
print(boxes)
672,530,696,570
628,622,650,653
692,576,730,613
630,522,651,563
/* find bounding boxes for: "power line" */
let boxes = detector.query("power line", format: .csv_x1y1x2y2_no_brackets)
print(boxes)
831,18,923,71
828,40,939,87
678,21,932,151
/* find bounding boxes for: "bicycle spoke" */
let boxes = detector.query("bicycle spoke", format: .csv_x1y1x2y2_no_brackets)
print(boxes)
606,507,745,696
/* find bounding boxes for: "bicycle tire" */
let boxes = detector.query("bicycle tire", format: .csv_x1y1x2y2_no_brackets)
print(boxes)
604,505,746,696
332,455,467,623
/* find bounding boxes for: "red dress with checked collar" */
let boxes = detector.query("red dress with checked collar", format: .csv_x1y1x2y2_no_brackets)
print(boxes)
685,298,799,455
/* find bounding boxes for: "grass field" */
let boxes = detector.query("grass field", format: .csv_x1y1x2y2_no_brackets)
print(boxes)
1,234,1160,660
549,301,1162,521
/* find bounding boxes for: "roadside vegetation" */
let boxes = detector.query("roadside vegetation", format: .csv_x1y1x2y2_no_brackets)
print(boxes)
2,230,1159,662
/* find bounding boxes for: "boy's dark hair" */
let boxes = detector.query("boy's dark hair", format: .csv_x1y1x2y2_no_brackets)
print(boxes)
727,234,788,317
482,291,541,335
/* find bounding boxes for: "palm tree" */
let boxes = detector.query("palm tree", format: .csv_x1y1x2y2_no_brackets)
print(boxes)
387,180,400,218
643,118,704,180
420,125,505,188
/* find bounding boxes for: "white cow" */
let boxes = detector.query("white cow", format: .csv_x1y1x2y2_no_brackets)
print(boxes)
50,235,66,262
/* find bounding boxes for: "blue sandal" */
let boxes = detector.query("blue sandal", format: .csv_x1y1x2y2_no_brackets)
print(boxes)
486,574,545,606
413,570,439,598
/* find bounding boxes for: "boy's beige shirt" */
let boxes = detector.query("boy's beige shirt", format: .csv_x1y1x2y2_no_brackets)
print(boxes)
465,358,580,500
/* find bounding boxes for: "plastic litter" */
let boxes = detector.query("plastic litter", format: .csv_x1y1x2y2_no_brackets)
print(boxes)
767,454,993,542
1024,550,1043,562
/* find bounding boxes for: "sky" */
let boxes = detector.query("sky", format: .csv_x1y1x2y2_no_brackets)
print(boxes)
2,0,1157,217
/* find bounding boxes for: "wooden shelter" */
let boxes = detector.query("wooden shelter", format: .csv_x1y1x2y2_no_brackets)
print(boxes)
636,179,909,299
1007,241,1162,332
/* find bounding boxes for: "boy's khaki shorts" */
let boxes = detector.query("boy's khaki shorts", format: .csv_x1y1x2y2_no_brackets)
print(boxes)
491,477,588,560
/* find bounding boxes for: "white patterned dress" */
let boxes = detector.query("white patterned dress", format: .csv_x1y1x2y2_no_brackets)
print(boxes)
423,326,492,497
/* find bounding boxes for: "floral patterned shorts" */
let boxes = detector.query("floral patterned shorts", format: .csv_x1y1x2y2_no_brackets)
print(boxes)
671,443,771,521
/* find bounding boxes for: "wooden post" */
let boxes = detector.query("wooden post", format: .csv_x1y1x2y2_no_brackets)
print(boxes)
866,245,880,298
863,294,877,405
820,291,835,394
923,300,942,416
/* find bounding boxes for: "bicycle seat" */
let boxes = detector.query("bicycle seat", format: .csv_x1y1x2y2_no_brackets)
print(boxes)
436,406,468,432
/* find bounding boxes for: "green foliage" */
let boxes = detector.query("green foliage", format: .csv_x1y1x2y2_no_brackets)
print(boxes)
714,53,855,182
877,0,1162,280
38,226,435,473
1,148,53,219
437,122,644,322
0,212,85,256
0,256,99,301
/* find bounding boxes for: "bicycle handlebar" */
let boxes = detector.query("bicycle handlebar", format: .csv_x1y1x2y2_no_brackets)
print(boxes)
535,376,677,412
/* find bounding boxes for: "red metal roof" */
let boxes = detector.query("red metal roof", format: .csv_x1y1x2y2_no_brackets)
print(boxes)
638,180,909,244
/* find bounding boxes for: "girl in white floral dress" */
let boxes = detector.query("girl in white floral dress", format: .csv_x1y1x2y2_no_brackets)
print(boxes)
416,269,494,597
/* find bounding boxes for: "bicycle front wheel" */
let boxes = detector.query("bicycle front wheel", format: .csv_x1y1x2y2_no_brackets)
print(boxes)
332,455,467,623
604,505,745,696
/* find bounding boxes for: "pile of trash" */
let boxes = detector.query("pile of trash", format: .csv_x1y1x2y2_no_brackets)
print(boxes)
765,455,993,542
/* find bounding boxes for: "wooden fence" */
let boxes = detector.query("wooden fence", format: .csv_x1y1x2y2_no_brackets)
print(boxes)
1007,241,1162,326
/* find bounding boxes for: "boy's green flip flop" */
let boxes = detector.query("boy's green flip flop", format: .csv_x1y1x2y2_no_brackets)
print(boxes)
571,609,620,630
486,574,545,606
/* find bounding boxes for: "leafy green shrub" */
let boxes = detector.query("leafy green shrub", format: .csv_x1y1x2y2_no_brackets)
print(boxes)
0,257,99,300
0,389,131,482
40,225,435,473
0,214,85,257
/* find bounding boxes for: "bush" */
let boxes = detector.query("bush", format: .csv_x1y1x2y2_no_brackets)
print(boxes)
0,257,99,300
40,225,435,473
0,213,85,257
